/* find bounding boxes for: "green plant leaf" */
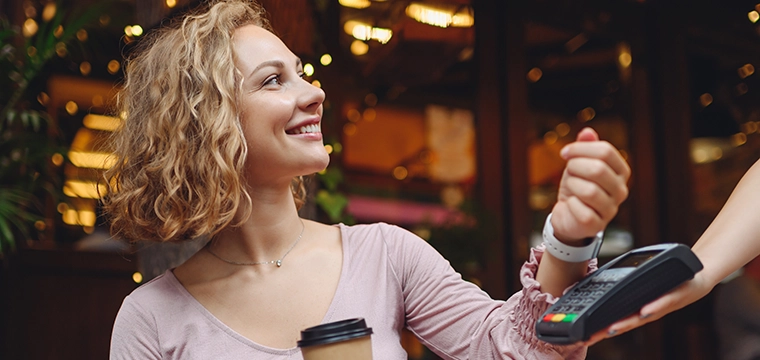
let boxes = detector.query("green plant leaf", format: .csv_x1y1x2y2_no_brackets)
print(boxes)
29,110,41,132
0,217,15,248
0,188,40,254
20,110,29,128
5,108,15,123
318,167,343,191
315,190,349,222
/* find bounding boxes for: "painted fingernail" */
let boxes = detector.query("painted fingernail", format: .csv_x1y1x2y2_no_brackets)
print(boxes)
607,330,617,336
640,313,652,319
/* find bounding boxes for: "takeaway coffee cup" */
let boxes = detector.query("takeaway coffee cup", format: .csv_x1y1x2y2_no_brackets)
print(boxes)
297,318,373,360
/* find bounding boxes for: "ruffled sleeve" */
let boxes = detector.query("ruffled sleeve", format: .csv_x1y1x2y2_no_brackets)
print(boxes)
497,245,597,358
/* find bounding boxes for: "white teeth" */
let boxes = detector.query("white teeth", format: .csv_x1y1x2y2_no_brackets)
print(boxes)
291,123,320,134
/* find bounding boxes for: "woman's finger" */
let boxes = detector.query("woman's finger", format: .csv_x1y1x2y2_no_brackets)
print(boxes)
561,141,631,180
564,157,629,205
561,176,618,220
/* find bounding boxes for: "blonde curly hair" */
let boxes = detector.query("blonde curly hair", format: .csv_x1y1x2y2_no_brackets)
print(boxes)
102,0,307,243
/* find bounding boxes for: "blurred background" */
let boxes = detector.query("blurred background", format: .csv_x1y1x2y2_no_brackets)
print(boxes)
2,0,760,359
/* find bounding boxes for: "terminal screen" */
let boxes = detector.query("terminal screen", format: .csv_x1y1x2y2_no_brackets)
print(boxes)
610,250,659,268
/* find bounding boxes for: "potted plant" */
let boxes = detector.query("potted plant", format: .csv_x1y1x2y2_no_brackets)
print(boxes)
0,1,116,257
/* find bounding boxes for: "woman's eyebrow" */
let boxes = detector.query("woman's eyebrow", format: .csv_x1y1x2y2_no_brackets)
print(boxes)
249,58,302,78
249,60,284,78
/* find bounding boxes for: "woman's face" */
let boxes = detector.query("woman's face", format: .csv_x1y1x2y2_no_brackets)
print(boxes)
232,25,328,185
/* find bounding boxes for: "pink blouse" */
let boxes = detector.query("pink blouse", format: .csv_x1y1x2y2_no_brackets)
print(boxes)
110,222,589,359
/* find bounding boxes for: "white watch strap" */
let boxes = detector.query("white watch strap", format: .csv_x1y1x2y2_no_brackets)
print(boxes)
542,213,604,262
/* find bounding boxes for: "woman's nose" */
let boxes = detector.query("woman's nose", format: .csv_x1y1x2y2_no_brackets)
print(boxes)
298,78,326,110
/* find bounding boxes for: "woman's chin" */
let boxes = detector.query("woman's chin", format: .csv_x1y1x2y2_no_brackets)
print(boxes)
303,154,330,175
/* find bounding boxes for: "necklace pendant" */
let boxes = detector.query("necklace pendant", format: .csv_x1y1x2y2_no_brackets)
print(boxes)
276,259,282,267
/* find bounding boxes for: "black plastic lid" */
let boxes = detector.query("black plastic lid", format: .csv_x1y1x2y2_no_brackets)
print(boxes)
297,318,373,348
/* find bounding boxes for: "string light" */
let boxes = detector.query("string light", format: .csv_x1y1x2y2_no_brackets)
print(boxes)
55,42,67,57
76,29,88,42
405,3,474,28
738,64,755,78
22,18,38,37
320,54,332,66
555,123,570,137
65,101,78,115
51,153,64,166
107,60,121,74
731,133,747,147
79,61,91,76
343,123,358,136
527,67,543,82
99,15,111,26
57,203,69,214
124,25,143,37
350,40,369,55
37,92,49,106
344,20,393,44
339,0,371,9
42,3,56,22
347,109,361,122
304,63,314,76
749,10,760,23
393,166,408,180
362,108,376,122
577,107,596,122
543,131,558,145
699,93,713,107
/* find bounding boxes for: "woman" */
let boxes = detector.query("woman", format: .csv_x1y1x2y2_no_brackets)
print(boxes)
105,0,630,359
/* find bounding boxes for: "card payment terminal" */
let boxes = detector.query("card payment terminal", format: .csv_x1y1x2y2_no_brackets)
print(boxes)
536,243,703,344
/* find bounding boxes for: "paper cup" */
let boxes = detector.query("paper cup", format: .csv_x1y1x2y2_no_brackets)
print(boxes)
297,318,373,360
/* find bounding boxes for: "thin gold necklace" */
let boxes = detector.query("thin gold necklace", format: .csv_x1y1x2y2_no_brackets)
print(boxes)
206,219,305,267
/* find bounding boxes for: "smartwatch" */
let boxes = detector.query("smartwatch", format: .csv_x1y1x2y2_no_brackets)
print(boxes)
542,213,604,262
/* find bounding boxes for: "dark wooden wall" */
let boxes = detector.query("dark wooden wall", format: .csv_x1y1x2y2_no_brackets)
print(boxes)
0,247,138,360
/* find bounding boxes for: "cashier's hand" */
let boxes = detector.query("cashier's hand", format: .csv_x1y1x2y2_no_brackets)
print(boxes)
550,128,630,244
584,271,715,346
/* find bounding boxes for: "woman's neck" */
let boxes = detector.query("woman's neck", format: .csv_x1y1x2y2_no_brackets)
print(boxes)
210,185,305,265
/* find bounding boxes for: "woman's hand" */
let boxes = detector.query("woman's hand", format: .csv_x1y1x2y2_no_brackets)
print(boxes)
583,271,716,345
551,128,631,243
535,128,631,297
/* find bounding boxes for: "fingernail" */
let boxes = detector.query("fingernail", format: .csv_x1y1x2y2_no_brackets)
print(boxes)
640,313,652,319
560,147,569,159
607,329,617,336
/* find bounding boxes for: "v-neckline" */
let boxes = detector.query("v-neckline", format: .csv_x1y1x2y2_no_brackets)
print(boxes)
165,223,350,354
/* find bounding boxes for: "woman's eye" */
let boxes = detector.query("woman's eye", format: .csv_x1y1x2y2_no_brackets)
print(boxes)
298,72,305,79
264,75,282,86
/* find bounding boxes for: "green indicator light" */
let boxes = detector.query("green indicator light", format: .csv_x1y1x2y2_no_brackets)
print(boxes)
562,313,577,322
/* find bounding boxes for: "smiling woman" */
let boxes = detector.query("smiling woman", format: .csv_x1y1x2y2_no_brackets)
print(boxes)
105,1,630,359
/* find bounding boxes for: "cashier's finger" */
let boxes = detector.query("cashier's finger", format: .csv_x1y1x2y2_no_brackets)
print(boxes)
603,313,649,338
582,330,609,347
583,313,640,347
